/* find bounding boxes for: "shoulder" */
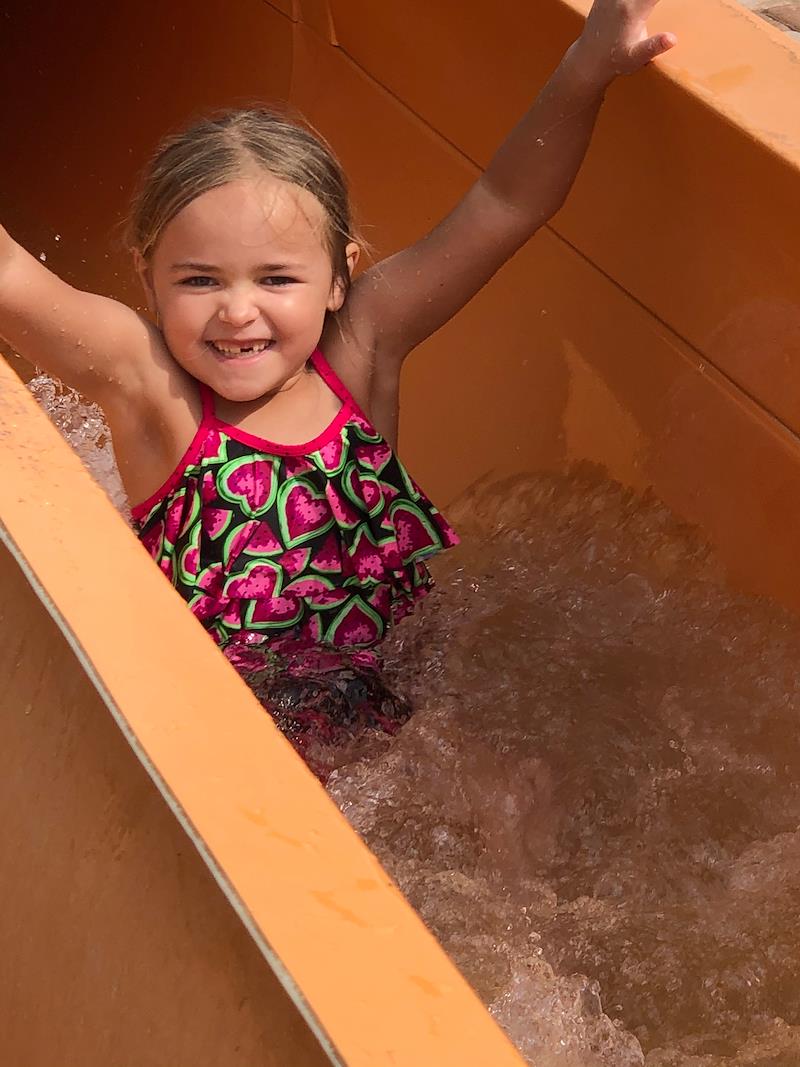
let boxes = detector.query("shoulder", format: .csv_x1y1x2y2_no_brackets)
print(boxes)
321,314,401,449
320,318,371,407
320,275,404,444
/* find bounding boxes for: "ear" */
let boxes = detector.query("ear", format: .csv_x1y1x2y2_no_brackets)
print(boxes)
132,249,157,316
327,242,361,312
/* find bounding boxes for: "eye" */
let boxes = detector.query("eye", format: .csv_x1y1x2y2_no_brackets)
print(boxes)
261,276,295,287
179,275,217,288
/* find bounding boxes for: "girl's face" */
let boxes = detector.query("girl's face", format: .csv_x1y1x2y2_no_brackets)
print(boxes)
141,176,353,402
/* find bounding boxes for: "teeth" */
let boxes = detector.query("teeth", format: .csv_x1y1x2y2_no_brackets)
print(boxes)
212,341,270,355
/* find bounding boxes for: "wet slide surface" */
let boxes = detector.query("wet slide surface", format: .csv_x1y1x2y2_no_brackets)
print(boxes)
3,1,800,1065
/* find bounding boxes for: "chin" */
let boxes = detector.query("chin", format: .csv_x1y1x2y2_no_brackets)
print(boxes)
214,378,276,403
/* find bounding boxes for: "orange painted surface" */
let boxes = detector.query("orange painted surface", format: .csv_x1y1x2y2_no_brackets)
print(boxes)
265,0,298,19
297,0,338,41
0,535,333,1067
2,0,800,1063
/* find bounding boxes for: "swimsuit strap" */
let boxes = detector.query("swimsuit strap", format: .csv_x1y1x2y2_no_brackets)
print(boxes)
309,348,359,411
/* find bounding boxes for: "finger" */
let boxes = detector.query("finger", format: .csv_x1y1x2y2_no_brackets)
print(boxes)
629,31,677,69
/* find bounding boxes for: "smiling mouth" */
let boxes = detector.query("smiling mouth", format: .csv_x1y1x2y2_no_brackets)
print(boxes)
209,340,274,357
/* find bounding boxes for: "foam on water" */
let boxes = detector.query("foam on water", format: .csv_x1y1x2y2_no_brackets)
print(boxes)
35,377,800,1065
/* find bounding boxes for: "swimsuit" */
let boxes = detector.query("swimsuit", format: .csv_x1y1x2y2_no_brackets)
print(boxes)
132,349,458,774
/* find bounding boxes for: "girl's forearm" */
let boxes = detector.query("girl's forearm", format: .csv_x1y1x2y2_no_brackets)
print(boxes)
480,40,612,230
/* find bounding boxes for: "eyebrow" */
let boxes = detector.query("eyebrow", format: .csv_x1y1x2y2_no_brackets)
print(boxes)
169,261,296,273
169,261,218,273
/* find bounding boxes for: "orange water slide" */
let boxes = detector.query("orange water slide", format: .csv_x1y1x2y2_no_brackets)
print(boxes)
2,2,800,1064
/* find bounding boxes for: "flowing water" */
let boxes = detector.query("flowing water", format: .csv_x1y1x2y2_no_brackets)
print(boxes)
33,379,800,1066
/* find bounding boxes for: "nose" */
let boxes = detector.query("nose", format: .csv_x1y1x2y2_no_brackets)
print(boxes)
218,288,259,328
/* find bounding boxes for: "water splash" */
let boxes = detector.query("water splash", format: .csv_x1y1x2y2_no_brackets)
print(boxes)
28,373,128,514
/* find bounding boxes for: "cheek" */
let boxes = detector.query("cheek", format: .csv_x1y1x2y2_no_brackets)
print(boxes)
161,295,209,335
278,290,329,329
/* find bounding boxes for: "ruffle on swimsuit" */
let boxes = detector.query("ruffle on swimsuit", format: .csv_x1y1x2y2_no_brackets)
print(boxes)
131,349,459,659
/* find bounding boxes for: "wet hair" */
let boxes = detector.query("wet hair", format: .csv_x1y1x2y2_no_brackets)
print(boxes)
126,107,358,296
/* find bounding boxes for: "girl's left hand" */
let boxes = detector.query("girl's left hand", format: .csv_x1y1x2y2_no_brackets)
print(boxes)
575,0,677,87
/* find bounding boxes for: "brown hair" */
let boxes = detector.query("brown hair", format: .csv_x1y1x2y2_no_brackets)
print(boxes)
126,107,358,295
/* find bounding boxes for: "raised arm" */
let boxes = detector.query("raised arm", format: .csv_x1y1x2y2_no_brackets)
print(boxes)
344,0,676,365
0,223,158,407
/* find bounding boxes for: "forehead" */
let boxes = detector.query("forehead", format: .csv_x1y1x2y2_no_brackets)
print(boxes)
155,177,328,264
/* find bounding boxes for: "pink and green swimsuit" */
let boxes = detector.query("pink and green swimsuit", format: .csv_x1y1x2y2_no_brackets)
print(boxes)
132,350,458,770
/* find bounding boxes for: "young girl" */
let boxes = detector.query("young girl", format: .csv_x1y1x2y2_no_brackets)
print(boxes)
0,1,675,776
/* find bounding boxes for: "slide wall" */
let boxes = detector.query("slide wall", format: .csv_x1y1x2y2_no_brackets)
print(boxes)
1,0,800,1062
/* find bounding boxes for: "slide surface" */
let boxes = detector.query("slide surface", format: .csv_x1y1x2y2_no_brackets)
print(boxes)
1,1,800,1063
